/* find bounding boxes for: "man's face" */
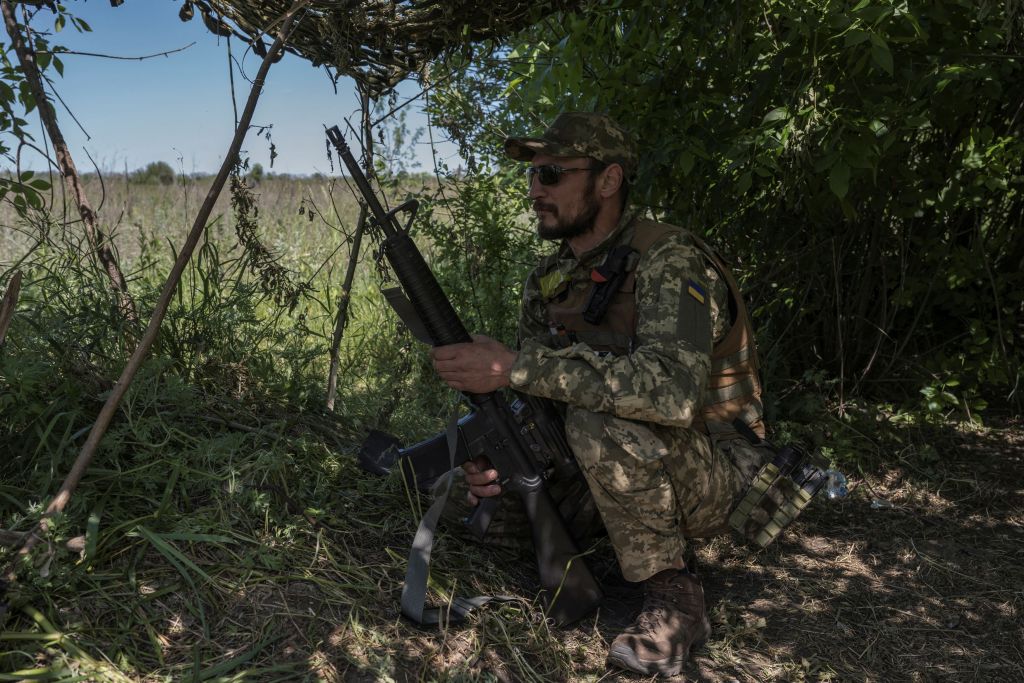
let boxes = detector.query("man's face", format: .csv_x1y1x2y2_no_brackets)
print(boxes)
527,154,602,241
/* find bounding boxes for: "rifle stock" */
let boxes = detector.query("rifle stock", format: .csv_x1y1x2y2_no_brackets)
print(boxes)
327,125,602,624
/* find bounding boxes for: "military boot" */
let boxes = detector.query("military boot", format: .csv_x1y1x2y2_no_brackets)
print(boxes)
607,568,712,677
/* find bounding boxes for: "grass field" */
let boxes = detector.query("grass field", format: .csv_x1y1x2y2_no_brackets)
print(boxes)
2,173,1022,681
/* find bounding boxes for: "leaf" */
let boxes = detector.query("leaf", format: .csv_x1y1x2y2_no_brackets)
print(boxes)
870,34,893,75
843,28,869,46
679,151,695,175
737,171,752,194
500,76,524,98
761,106,789,124
829,161,850,199
54,14,65,33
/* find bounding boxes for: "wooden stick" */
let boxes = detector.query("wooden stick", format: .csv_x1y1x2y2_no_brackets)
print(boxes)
3,0,310,578
325,204,368,411
326,87,375,412
0,0,137,326
0,270,21,347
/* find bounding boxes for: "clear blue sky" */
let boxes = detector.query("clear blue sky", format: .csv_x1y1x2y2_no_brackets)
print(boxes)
19,0,458,175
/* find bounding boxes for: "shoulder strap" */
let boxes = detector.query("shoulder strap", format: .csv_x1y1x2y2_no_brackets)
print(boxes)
400,413,516,626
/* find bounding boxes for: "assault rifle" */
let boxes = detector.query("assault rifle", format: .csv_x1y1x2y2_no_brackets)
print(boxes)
325,125,602,625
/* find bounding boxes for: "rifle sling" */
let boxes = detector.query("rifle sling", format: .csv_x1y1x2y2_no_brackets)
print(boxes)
400,411,516,626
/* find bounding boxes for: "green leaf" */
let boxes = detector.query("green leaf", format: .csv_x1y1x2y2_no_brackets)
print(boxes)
53,56,64,77
843,28,870,46
679,151,695,175
737,171,752,194
55,14,65,33
870,34,893,75
761,106,789,124
829,161,850,199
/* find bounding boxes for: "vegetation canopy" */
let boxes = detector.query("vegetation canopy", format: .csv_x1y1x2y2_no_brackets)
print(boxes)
176,0,584,93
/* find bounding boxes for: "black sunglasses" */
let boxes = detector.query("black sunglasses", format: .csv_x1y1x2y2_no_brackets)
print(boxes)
526,163,596,186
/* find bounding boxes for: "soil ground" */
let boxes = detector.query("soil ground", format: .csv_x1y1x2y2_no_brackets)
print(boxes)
588,419,1024,682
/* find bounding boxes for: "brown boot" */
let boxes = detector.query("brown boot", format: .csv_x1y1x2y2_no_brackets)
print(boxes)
607,569,712,677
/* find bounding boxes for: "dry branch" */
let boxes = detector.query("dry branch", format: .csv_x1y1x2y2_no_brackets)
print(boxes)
0,270,21,347
3,0,311,579
0,0,138,327
325,203,367,411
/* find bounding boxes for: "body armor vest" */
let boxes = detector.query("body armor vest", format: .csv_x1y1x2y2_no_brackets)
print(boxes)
541,219,765,438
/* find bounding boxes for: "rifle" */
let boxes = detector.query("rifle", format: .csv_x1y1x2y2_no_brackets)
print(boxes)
325,125,602,625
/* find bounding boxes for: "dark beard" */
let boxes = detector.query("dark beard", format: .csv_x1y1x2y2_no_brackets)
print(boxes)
536,177,600,241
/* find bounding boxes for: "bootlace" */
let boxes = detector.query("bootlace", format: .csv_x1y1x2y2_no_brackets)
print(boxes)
633,602,670,635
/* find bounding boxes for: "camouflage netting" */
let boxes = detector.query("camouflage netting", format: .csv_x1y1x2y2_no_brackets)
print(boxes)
172,0,584,94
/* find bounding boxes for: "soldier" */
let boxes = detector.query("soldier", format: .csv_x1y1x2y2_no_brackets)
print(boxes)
430,112,768,677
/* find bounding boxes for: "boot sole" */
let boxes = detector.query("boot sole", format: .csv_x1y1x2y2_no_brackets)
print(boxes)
607,644,687,676
606,620,711,677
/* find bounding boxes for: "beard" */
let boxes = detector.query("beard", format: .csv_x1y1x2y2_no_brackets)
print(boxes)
535,177,601,241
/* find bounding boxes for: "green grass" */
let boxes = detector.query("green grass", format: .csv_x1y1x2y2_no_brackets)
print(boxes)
0,171,527,680
5,172,1020,682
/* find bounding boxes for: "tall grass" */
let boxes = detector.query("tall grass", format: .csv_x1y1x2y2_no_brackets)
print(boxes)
0,169,594,681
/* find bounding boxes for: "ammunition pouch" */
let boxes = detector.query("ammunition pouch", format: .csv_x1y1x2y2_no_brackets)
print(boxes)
728,442,827,549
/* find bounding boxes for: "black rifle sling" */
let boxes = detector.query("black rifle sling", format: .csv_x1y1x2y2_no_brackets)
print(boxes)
400,412,516,626
582,245,638,325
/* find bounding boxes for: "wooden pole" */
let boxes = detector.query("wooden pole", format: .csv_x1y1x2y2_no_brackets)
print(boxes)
325,204,368,411
0,0,137,326
0,270,22,348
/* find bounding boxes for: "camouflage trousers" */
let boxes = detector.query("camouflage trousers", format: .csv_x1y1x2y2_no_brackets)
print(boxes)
436,406,769,583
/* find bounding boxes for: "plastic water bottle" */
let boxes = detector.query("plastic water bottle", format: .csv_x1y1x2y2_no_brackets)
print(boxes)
824,469,848,500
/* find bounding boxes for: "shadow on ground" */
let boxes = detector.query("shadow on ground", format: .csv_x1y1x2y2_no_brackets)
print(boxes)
590,419,1024,682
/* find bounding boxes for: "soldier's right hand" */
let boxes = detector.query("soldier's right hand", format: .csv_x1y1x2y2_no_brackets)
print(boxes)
462,455,501,505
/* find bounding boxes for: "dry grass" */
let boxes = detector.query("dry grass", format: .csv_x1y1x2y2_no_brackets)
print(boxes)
8,419,1017,682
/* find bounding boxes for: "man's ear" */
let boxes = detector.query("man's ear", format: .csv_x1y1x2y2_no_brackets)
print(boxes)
599,163,624,198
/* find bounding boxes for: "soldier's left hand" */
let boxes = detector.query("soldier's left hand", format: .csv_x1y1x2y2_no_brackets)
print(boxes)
430,334,517,394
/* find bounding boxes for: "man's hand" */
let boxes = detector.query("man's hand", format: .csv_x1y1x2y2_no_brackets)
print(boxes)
462,455,501,505
430,334,517,394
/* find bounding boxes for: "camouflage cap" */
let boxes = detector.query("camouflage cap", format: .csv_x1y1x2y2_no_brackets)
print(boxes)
504,112,637,177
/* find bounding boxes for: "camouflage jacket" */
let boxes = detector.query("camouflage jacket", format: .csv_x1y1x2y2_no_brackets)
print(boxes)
508,211,731,429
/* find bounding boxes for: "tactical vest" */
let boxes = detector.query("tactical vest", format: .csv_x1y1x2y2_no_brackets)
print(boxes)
541,219,765,438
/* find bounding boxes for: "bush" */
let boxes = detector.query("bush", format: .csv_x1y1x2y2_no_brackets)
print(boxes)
131,160,176,185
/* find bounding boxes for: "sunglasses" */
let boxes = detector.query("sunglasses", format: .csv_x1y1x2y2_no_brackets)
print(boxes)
526,164,596,186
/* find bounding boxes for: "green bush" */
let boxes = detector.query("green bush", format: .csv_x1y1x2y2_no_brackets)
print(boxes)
426,0,1024,417
131,160,176,185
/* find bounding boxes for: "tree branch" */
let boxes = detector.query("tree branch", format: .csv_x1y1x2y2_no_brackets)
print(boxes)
0,0,137,325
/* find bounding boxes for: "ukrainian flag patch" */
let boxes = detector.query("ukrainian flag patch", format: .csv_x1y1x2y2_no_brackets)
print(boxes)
687,279,707,305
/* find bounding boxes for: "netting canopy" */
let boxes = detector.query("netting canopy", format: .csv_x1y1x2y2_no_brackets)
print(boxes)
176,0,583,94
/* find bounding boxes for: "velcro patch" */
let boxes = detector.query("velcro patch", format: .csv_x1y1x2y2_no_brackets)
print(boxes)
539,270,570,299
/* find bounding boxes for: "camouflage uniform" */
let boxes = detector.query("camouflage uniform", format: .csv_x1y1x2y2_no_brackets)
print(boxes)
440,113,767,584
509,211,766,581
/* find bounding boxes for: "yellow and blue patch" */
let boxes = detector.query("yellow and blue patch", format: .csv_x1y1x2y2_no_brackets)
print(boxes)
687,279,707,305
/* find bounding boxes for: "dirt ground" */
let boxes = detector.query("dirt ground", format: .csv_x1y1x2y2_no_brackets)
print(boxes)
589,420,1024,682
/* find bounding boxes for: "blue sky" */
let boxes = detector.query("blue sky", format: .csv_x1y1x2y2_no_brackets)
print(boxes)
18,0,458,175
